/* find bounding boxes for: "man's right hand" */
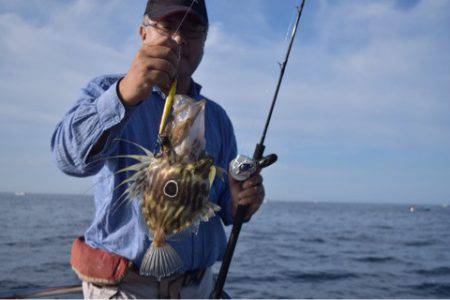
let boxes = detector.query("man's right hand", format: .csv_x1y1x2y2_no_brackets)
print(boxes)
118,36,179,106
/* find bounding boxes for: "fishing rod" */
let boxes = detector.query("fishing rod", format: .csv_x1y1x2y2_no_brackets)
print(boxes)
212,0,307,298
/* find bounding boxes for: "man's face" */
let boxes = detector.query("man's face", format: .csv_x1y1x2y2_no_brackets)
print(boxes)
141,13,207,80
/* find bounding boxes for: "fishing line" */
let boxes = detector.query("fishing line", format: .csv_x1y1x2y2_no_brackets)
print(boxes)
173,0,197,71
174,0,197,35
284,5,297,42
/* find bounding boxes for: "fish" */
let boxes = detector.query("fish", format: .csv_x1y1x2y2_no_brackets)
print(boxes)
115,93,223,280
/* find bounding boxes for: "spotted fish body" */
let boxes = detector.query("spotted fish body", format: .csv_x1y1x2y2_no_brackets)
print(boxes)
119,95,221,279
142,155,217,238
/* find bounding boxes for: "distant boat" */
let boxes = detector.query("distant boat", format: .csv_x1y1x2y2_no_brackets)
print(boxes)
409,205,431,212
14,192,26,196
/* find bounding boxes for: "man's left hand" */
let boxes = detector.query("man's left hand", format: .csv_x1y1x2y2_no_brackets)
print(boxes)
229,171,265,221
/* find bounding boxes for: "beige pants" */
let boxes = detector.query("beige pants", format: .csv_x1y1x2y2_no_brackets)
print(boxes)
82,268,213,299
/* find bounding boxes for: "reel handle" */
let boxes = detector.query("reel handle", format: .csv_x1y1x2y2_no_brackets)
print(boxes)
259,153,278,169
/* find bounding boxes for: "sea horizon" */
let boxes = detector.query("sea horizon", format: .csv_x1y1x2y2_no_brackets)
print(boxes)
0,190,447,206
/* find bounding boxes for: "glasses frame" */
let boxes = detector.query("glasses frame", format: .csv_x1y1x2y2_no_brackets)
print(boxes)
143,20,207,40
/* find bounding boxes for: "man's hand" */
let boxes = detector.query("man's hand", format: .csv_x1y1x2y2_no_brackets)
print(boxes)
229,171,265,221
118,35,179,106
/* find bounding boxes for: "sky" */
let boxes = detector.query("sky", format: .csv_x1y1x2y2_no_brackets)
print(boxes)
0,0,449,204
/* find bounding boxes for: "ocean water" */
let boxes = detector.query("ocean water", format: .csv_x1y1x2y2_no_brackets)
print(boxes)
0,192,449,298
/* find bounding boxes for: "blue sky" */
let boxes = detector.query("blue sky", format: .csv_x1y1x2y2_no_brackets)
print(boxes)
0,0,449,204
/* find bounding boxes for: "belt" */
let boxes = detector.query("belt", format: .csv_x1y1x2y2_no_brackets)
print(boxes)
126,268,208,299
181,268,207,286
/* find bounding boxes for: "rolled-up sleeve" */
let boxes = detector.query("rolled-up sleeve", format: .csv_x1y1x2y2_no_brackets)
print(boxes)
50,75,138,177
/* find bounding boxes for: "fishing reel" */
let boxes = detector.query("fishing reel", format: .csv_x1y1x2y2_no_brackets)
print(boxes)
229,153,278,181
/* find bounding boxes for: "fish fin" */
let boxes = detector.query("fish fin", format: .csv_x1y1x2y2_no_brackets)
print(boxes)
186,219,201,236
171,202,221,237
114,161,151,175
112,171,143,193
109,168,148,216
191,219,201,235
177,203,220,237
128,169,149,198
209,165,216,187
109,189,133,217
139,242,183,280
85,138,153,167
215,166,226,182
170,219,193,237
207,202,221,213
199,202,221,222
86,154,151,167
113,138,154,158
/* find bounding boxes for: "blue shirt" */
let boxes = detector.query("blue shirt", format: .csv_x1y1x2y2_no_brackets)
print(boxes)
50,74,237,271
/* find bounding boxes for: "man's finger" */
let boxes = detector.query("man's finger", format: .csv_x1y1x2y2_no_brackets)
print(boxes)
141,45,179,67
143,58,177,80
238,185,264,200
238,192,264,206
145,70,172,91
242,174,263,189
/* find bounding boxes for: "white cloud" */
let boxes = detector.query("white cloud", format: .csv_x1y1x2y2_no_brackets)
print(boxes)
0,1,142,193
198,0,450,154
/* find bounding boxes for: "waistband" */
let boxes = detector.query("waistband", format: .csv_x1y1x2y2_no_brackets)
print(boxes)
123,268,211,298
71,236,207,287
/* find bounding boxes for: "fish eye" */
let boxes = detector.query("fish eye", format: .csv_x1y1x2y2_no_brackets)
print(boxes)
163,180,178,198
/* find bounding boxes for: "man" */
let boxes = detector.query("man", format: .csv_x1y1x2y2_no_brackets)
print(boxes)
51,0,265,298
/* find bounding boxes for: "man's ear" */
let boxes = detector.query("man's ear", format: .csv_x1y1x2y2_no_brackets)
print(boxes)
140,26,147,42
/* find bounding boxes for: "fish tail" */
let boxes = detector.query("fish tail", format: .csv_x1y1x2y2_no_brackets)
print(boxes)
139,241,183,280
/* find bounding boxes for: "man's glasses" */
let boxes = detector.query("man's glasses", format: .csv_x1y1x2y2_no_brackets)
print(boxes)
144,21,207,40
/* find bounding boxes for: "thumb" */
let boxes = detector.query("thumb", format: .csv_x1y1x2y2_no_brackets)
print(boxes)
228,171,241,188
